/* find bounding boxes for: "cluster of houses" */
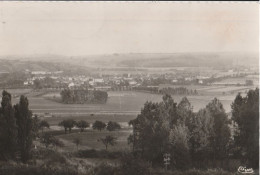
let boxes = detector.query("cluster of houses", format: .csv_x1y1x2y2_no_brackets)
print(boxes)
22,67,257,90
23,70,140,90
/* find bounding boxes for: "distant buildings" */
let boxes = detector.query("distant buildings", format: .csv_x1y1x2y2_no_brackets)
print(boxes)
31,71,51,75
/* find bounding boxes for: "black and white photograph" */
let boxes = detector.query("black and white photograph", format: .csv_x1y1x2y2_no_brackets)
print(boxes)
0,1,259,175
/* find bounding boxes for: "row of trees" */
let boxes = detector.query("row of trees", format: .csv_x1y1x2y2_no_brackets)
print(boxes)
128,88,258,169
93,120,121,132
58,119,89,133
133,86,159,94
58,120,121,134
141,77,172,86
159,87,198,95
60,89,108,104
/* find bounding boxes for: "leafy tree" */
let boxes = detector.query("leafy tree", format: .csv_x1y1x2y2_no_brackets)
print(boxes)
92,120,106,131
39,120,50,133
99,135,117,150
189,109,213,162
58,119,76,134
14,95,33,163
231,89,259,168
76,120,89,132
177,97,194,126
73,137,82,151
169,124,191,170
0,90,17,160
205,98,231,160
107,121,121,131
160,94,178,128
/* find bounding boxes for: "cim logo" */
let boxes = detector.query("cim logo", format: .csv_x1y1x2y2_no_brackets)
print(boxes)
238,166,254,174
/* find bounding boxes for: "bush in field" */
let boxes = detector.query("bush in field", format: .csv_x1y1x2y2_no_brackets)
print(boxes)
59,119,76,133
76,120,89,132
92,120,106,131
107,121,121,131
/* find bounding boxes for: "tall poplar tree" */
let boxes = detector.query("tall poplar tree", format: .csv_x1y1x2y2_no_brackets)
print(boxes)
14,95,33,163
0,90,17,160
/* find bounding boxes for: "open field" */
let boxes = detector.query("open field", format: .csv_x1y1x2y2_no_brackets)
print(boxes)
1,87,257,120
24,92,234,114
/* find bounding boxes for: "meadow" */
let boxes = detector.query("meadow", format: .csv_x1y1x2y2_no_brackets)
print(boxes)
1,86,255,118
2,86,252,152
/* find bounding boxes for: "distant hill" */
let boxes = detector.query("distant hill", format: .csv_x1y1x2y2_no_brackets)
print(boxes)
68,52,259,69
0,59,89,75
114,53,258,68
0,52,258,72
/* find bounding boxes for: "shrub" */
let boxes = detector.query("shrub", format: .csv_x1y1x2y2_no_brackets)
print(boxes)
91,163,117,175
118,153,151,175
76,149,123,159
0,164,78,175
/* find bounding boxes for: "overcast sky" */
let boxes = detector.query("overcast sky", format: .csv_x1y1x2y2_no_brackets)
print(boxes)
0,2,258,56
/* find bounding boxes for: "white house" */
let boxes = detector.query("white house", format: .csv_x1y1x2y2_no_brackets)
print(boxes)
68,82,75,88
